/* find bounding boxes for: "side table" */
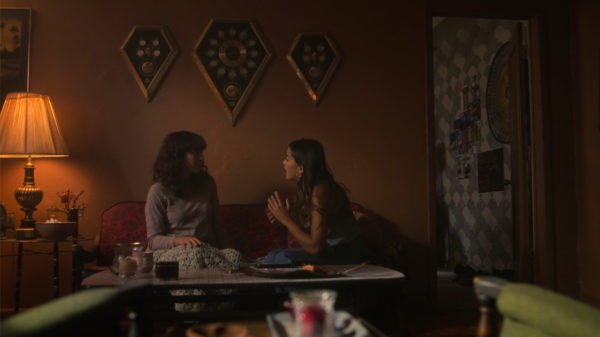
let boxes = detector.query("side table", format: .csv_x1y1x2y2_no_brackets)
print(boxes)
0,236,90,313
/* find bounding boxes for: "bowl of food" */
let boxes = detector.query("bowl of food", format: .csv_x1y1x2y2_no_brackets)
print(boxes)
35,222,76,241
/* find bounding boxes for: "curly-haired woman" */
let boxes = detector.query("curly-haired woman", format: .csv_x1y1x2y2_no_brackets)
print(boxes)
145,131,243,271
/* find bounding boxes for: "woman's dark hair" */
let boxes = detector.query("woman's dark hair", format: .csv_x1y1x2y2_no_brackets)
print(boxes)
288,138,349,223
152,131,209,196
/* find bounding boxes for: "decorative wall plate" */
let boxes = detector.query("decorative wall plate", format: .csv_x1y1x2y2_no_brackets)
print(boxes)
486,42,511,144
287,32,341,105
120,26,178,102
192,18,272,126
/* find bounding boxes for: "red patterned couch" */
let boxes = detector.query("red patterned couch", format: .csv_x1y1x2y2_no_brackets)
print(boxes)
95,201,405,271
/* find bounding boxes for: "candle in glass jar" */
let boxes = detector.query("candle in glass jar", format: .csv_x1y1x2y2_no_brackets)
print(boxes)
118,257,137,278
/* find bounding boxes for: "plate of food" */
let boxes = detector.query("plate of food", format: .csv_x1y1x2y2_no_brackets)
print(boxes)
243,264,343,278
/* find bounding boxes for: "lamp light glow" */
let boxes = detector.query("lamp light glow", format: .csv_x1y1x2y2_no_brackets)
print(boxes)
0,92,69,227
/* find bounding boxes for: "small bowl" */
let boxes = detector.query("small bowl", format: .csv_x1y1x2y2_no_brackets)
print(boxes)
35,222,76,241
155,261,179,280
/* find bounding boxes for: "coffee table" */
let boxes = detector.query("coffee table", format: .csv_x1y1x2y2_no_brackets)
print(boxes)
81,263,404,288
82,264,404,336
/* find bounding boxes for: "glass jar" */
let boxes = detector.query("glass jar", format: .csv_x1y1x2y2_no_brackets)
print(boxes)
112,242,144,278
289,289,337,337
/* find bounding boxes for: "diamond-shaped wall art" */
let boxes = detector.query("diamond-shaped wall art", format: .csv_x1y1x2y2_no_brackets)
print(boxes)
192,18,272,126
287,32,342,105
120,26,179,102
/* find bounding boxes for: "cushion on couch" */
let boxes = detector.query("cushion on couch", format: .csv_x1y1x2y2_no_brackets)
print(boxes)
286,203,405,272
99,201,147,266
352,203,405,272
285,202,379,249
97,202,289,264
96,201,404,271
220,204,287,259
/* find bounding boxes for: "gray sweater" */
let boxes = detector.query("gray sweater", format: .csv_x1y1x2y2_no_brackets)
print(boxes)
144,179,228,250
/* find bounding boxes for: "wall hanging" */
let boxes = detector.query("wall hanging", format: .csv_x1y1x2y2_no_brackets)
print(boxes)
0,8,31,105
477,148,505,192
449,74,481,179
192,18,272,126
486,42,511,144
120,25,179,102
287,32,341,105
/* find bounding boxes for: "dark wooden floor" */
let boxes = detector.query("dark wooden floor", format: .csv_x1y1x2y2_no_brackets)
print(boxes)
403,270,479,337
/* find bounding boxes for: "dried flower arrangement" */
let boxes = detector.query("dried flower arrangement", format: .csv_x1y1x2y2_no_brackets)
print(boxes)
56,189,86,214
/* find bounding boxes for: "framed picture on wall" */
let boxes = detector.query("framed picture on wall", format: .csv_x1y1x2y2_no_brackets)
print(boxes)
0,8,31,105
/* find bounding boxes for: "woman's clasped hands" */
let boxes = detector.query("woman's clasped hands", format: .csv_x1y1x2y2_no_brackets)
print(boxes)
266,191,291,225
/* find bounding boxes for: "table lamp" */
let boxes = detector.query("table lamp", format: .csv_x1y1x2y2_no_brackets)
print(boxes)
0,92,69,227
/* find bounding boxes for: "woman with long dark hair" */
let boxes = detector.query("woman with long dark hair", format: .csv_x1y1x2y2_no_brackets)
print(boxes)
145,131,243,271
265,138,363,265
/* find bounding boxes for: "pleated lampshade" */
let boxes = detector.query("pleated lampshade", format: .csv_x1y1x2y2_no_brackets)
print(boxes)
0,92,69,158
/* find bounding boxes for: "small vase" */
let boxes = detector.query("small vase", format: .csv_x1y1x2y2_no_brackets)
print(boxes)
67,209,79,238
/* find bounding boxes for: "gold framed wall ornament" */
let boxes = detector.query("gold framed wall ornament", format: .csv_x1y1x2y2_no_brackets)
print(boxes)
120,25,179,102
192,18,272,126
287,32,342,105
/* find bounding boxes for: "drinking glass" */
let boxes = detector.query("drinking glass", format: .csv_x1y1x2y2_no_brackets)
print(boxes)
289,289,337,337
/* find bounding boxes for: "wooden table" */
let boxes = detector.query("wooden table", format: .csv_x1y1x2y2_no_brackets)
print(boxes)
0,237,90,312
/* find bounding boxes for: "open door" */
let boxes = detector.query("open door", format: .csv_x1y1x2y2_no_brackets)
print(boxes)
508,23,534,282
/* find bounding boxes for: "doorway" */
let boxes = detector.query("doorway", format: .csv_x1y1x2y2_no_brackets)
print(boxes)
431,17,532,285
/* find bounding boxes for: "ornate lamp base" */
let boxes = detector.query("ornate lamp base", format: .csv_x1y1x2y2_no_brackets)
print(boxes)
14,157,43,228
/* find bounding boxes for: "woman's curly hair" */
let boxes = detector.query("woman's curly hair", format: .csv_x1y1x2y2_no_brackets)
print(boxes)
152,131,210,196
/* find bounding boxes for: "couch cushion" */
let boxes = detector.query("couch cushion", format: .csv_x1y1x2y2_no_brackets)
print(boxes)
221,204,288,259
283,202,405,271
99,201,147,266
286,202,377,249
99,202,289,264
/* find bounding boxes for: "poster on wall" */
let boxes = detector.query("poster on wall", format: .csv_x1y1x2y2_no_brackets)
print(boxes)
477,148,504,192
451,73,482,157
0,8,31,105
456,154,472,179
451,73,482,181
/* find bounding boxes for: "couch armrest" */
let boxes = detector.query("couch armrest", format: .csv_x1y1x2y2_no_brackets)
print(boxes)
1,283,148,337
474,276,600,337
498,283,600,337
474,276,508,337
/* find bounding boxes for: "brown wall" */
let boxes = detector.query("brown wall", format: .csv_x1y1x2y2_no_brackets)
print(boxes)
1,0,598,312
572,0,600,306
0,0,431,309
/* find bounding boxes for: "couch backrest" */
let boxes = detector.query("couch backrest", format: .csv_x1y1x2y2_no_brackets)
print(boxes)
220,204,287,259
99,201,403,267
99,202,147,266
98,202,289,265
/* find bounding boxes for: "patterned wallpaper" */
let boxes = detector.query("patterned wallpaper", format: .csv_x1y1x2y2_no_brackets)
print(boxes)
433,18,520,272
